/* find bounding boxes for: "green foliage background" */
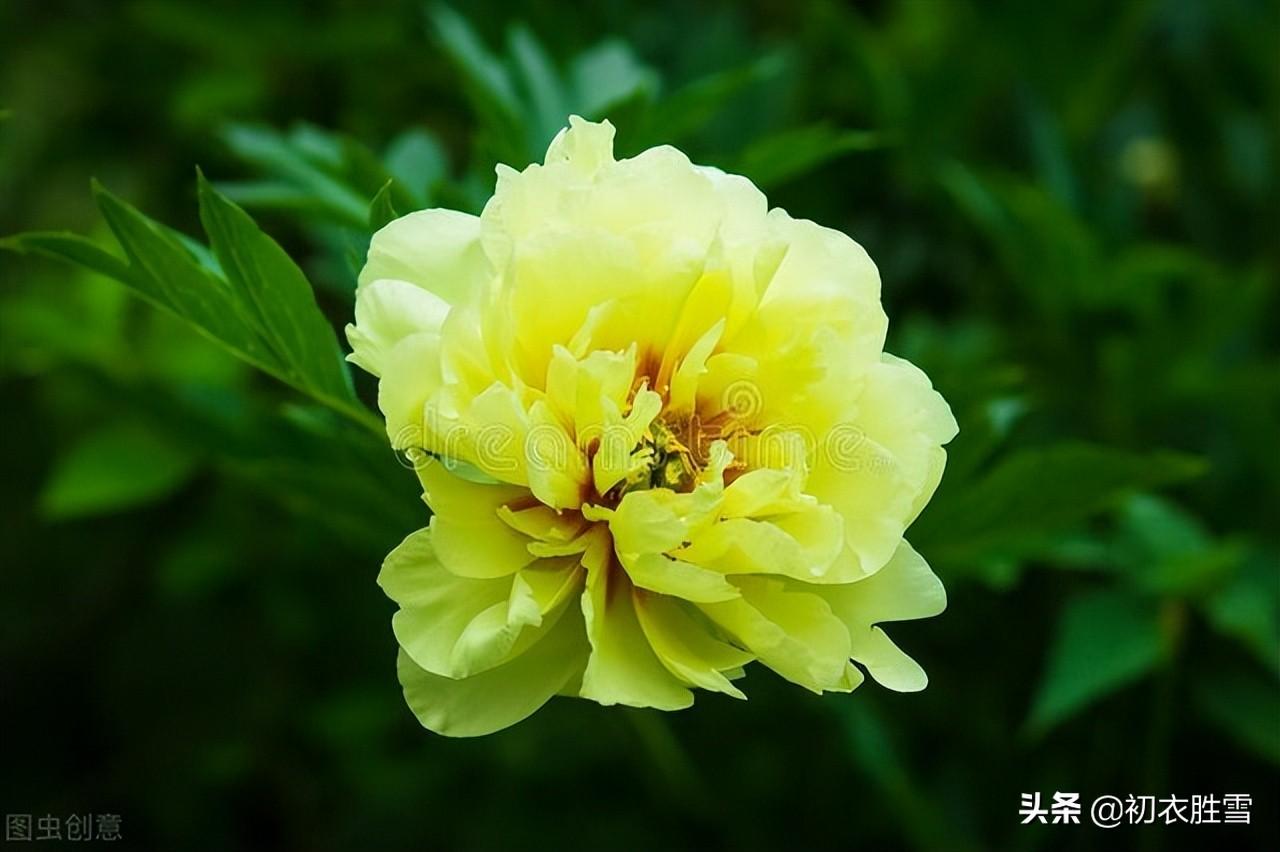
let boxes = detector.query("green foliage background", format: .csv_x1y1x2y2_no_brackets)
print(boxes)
1,0,1277,849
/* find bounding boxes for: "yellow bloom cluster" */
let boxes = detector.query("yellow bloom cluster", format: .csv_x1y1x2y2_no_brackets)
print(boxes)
347,117,957,735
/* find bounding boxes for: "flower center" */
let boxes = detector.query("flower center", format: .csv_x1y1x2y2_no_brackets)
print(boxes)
630,419,698,492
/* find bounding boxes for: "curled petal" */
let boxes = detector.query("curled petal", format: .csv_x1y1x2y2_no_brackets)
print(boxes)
578,530,694,710
397,602,589,737
700,577,854,693
634,592,754,699
814,540,946,692
346,279,450,377
360,209,490,305
419,462,535,579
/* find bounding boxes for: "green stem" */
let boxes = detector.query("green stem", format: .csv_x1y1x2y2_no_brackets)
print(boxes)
624,709,706,811
1140,600,1185,852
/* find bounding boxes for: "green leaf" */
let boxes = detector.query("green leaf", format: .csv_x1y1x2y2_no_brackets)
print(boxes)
0,231,138,284
222,123,368,227
912,443,1204,564
1115,495,1242,594
40,423,198,519
733,125,886,189
569,40,657,119
4,181,379,434
430,4,519,116
429,2,524,157
91,180,274,368
1194,667,1280,765
384,128,447,207
653,53,787,144
1203,550,1280,675
1027,590,1167,733
368,180,400,232
196,170,355,403
215,180,339,218
508,25,569,150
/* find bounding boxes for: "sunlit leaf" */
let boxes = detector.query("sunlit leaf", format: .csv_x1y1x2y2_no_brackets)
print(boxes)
384,128,448,207
40,422,198,519
3,181,378,432
570,40,657,119
196,171,355,403
508,25,569,149
222,123,368,227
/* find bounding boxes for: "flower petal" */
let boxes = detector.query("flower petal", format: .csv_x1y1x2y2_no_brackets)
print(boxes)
360,209,490,306
346,278,450,377
379,529,509,676
577,530,694,710
700,577,853,693
419,461,536,579
634,592,754,699
814,540,946,692
621,551,741,603
806,355,957,578
396,602,588,737
377,332,441,449
678,507,844,582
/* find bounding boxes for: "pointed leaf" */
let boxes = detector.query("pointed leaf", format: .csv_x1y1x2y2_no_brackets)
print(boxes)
1027,590,1166,733
196,170,354,402
913,443,1204,563
40,423,198,519
91,180,276,369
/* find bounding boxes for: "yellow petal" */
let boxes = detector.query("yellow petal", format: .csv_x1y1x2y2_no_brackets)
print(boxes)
360,209,490,305
720,466,814,518
568,347,637,450
448,557,583,677
396,602,588,737
592,387,662,496
377,332,441,449
806,355,958,578
634,592,754,699
677,506,844,582
814,540,945,692
346,278,450,377
496,503,585,543
544,114,616,174
419,461,535,579
526,399,589,509
700,576,853,693
379,529,509,676
608,484,722,556
666,318,725,416
578,530,694,710
621,551,741,603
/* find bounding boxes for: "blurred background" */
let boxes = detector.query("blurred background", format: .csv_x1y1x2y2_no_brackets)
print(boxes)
1,0,1277,849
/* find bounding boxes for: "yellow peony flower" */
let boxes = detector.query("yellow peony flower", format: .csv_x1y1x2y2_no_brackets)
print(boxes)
347,117,957,736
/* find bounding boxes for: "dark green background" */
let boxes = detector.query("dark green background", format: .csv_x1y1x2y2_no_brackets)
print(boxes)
2,1,1277,849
